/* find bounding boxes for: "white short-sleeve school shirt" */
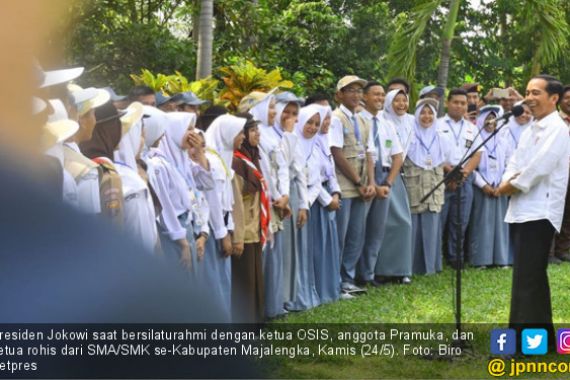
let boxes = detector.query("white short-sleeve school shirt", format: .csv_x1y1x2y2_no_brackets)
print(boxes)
503,110,570,231
329,105,375,155
359,109,403,168
436,115,483,166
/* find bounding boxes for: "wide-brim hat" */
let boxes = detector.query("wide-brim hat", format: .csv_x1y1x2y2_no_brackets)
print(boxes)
336,75,367,92
36,59,84,89
95,101,128,125
237,87,278,113
68,84,110,116
102,86,127,102
120,101,144,136
41,99,80,149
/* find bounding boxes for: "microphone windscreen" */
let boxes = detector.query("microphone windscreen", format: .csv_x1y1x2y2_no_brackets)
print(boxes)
512,104,525,118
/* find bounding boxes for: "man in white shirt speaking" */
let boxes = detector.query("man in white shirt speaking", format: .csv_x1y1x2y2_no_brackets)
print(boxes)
497,74,570,350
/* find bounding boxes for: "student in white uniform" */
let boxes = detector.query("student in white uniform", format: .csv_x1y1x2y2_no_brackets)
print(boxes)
468,105,510,267
329,75,376,295
285,105,322,311
359,83,404,286
311,104,343,303
142,107,195,272
436,88,483,269
238,91,292,317
159,111,215,273
403,98,450,275
113,102,159,253
64,86,111,215
42,99,80,207
497,74,570,351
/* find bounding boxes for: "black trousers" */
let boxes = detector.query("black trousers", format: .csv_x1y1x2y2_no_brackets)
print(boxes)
509,220,556,349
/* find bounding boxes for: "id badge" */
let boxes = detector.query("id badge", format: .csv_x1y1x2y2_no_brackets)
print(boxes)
488,156,498,171
465,139,473,149
425,155,432,169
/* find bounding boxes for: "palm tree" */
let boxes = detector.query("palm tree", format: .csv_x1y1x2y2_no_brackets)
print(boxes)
387,0,568,105
196,0,214,79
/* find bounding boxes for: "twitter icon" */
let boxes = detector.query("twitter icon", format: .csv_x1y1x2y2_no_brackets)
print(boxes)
522,329,548,355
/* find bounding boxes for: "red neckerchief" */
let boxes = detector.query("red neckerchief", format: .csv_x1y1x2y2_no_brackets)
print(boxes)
233,150,270,248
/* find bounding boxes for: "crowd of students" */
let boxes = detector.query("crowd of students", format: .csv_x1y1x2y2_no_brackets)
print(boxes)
34,63,570,323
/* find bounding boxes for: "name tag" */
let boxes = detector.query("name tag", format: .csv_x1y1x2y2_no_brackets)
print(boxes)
465,139,473,149
385,139,392,148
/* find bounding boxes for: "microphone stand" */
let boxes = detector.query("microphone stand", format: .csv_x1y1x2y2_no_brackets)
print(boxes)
420,117,510,355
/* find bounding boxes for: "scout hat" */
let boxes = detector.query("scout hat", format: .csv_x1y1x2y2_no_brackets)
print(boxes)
237,87,278,113
35,59,84,89
336,75,367,91
68,84,110,116
120,101,144,135
42,99,80,149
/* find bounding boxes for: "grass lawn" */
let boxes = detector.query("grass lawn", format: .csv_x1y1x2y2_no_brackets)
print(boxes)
261,264,570,379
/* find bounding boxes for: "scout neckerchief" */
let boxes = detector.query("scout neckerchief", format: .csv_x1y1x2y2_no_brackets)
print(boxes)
233,150,270,249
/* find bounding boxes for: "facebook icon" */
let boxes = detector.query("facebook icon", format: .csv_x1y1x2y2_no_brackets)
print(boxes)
491,329,516,355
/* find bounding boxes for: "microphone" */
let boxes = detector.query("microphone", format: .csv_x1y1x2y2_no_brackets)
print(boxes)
484,105,525,125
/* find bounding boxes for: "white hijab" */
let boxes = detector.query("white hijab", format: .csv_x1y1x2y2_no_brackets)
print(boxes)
204,114,246,170
159,111,197,187
250,94,279,152
114,119,142,171
273,101,300,138
382,89,415,153
314,104,334,177
142,106,167,148
505,101,532,146
294,105,321,162
407,103,445,169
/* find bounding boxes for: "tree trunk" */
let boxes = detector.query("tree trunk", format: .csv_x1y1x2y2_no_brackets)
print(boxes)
436,0,461,116
192,0,199,44
196,0,213,79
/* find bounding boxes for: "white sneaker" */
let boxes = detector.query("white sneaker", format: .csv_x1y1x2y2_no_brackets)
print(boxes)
340,292,355,300
341,282,366,293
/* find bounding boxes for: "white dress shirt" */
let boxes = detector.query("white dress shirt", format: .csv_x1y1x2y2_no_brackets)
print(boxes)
503,110,570,231
359,109,403,168
436,115,483,166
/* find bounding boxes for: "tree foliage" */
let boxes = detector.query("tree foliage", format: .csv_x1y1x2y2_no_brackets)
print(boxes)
62,0,570,98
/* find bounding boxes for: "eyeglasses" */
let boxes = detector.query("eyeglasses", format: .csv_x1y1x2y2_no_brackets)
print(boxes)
342,88,363,94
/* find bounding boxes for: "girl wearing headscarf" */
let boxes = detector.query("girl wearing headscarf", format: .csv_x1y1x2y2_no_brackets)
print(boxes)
158,112,213,273
142,106,202,300
265,92,304,318
311,104,342,303
80,100,125,225
191,118,245,323
240,91,292,319
231,114,270,323
112,102,159,253
375,89,414,284
500,101,532,163
282,105,322,312
468,105,511,267
403,99,450,275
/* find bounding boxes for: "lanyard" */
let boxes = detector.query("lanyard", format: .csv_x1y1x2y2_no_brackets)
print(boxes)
486,134,498,157
416,133,437,154
447,119,464,146
508,127,519,146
